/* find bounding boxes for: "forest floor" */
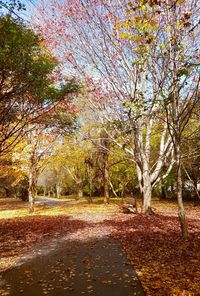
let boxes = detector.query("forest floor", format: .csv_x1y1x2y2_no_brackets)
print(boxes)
0,197,200,296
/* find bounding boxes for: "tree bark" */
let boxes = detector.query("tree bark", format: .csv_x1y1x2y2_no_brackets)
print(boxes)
176,142,189,239
28,167,37,213
85,161,93,203
44,187,47,196
134,120,153,213
100,130,110,204
103,152,110,204
77,187,83,199
76,177,83,200
141,170,152,213
56,183,61,198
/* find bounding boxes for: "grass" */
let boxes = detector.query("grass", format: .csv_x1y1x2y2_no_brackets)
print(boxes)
0,197,120,220
0,196,198,220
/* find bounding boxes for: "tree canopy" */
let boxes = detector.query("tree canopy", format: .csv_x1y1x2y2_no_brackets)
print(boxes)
0,16,79,155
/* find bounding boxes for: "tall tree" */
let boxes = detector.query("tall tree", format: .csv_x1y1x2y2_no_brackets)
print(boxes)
0,16,78,155
34,0,178,213
118,0,199,237
13,93,79,213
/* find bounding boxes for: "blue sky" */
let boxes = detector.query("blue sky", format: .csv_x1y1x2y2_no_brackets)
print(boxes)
19,0,37,21
0,0,38,21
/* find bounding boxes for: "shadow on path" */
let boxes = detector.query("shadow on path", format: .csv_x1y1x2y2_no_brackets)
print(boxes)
1,237,145,296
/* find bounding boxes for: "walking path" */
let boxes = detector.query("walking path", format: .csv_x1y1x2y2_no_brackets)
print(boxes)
1,237,145,296
0,198,145,296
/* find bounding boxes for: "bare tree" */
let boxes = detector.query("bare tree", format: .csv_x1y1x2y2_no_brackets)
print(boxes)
34,0,178,213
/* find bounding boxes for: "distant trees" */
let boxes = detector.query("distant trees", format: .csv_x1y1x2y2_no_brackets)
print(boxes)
13,100,79,213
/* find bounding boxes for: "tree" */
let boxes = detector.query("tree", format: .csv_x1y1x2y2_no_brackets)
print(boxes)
0,0,25,16
118,0,199,237
182,115,200,202
34,0,177,213
96,130,111,204
13,127,56,212
13,99,78,213
0,16,78,155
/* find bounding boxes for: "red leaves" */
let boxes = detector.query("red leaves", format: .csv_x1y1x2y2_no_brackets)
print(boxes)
0,216,87,272
0,200,199,295
106,211,200,296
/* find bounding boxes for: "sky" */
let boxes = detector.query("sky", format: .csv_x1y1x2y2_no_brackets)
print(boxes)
18,0,37,22
0,0,37,22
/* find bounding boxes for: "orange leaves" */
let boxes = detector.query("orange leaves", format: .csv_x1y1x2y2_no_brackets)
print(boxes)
0,215,87,272
108,205,200,296
0,199,200,295
177,0,185,4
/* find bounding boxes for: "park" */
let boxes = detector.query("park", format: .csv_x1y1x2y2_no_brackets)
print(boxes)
0,0,200,295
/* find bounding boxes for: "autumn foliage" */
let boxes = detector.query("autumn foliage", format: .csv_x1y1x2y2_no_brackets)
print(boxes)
0,199,200,295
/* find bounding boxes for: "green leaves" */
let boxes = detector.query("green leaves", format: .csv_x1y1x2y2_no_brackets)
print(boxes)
177,67,189,77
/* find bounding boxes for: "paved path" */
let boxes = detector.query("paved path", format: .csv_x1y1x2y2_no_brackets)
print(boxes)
35,197,71,207
0,237,145,296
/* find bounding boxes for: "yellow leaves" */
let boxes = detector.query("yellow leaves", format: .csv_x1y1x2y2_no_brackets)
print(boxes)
120,33,144,43
120,32,129,39
140,4,148,12
132,34,143,43
128,1,135,10
114,19,133,30
123,273,129,278
0,289,10,296
152,280,162,289
190,259,198,263
172,287,192,296
139,20,158,32
177,0,185,4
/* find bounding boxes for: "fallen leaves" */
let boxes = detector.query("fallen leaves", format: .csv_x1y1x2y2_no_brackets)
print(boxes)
105,206,200,296
0,198,200,295
0,215,88,272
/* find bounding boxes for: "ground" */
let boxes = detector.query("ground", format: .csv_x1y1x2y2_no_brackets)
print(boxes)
0,197,200,296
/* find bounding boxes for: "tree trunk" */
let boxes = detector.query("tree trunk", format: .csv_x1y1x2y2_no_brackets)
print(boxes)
141,174,152,213
44,187,47,196
85,161,93,203
76,178,83,200
28,167,37,213
137,157,152,213
100,129,110,204
103,153,109,204
134,119,153,214
56,183,61,198
176,142,189,239
77,187,83,199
